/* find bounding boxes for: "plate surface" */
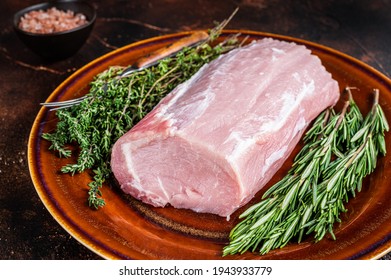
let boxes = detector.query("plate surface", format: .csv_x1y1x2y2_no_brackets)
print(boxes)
28,30,391,259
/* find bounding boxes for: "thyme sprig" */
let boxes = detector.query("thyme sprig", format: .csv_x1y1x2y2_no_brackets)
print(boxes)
223,88,388,256
42,22,244,209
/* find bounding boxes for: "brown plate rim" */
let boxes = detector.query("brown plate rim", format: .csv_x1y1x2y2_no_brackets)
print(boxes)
28,30,391,260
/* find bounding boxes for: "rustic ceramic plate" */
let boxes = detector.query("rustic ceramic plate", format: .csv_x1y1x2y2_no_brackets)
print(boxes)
28,30,391,259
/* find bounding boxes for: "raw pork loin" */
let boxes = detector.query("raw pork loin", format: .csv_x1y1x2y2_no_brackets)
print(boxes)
111,38,340,218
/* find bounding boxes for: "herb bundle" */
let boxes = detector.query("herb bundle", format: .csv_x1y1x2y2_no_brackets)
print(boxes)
223,88,389,256
42,23,244,208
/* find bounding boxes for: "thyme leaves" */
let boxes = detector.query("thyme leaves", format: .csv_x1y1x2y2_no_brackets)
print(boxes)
42,27,243,209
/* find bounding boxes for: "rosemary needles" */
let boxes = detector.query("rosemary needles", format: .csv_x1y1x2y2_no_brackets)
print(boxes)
223,88,389,256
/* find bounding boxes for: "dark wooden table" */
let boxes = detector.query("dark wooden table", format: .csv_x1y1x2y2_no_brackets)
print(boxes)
1,0,390,260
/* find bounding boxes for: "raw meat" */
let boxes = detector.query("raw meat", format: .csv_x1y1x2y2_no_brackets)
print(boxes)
111,38,340,218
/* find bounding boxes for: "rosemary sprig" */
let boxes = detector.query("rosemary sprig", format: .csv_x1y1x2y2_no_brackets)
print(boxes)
223,88,388,256
308,89,388,241
42,22,243,209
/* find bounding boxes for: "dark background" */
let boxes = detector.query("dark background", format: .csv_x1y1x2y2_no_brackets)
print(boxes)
1,0,390,259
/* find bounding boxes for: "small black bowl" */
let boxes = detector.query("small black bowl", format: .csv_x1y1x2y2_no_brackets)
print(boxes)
13,1,96,60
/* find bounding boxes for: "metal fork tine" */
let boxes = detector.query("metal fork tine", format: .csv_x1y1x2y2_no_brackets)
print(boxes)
48,104,79,111
40,95,87,107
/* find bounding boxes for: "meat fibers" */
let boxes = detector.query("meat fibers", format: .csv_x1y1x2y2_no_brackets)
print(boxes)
111,38,340,218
